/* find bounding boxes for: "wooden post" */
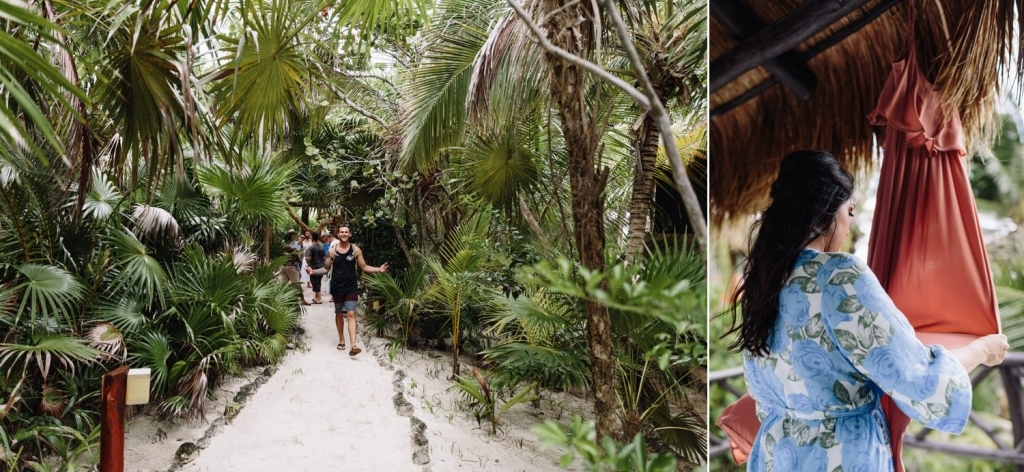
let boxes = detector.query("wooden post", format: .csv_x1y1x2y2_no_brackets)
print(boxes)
100,366,129,472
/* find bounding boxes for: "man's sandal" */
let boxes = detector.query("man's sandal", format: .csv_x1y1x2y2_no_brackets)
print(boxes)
349,347,361,356
337,343,345,350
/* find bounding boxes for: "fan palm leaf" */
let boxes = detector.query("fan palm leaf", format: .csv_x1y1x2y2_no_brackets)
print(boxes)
8,264,85,327
82,170,122,221
206,0,324,144
130,330,172,395
197,151,296,228
454,120,542,213
92,2,196,185
105,228,168,308
0,335,100,380
132,204,181,242
93,298,147,333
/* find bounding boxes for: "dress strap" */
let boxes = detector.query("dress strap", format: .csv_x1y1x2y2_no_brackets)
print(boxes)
898,0,918,61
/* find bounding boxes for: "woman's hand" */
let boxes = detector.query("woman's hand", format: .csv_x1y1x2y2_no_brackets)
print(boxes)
973,334,1009,366
953,334,1009,371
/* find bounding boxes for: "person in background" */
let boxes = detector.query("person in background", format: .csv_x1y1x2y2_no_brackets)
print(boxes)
305,232,326,304
281,229,311,306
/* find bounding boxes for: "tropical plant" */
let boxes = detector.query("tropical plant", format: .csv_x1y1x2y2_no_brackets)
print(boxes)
519,238,707,463
449,368,539,435
364,266,431,343
532,415,678,472
421,214,504,377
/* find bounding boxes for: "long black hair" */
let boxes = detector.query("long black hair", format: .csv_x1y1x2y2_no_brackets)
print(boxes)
727,150,854,357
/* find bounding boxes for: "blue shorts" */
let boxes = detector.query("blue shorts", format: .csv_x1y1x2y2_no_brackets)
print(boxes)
334,291,358,313
335,300,357,313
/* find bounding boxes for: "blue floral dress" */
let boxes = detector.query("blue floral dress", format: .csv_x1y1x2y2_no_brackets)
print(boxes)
743,249,972,471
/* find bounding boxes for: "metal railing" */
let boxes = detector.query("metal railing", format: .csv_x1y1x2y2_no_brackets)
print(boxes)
709,352,1024,470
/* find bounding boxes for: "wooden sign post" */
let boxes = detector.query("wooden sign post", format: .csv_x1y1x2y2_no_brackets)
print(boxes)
99,366,129,472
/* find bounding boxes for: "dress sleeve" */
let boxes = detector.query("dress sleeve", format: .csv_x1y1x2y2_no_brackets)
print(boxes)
819,253,972,434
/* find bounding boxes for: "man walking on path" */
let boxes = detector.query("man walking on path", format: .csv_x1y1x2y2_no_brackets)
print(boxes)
308,225,387,356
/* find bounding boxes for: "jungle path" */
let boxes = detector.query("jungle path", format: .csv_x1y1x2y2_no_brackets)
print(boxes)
178,289,421,472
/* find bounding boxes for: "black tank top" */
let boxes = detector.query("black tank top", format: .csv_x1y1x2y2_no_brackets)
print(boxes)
331,245,358,294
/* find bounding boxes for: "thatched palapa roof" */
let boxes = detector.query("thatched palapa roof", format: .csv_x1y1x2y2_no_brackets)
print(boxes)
710,0,1024,228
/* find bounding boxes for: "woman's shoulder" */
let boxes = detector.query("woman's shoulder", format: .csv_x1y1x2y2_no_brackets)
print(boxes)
795,249,870,281
799,248,865,266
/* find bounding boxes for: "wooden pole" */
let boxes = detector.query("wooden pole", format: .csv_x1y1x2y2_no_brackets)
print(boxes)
100,366,129,472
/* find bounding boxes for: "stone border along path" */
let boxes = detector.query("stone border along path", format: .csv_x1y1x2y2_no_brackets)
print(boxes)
168,296,428,472
363,331,433,469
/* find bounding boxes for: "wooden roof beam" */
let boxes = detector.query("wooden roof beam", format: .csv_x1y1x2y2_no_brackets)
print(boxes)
710,0,875,93
711,0,901,118
711,0,817,100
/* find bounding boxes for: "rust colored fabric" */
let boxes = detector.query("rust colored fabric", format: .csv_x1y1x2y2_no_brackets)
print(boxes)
716,393,757,464
865,17,1000,472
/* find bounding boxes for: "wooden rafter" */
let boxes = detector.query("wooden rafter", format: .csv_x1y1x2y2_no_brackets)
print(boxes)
711,0,817,100
711,0,902,118
710,0,875,93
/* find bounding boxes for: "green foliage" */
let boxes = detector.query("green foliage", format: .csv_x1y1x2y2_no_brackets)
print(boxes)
532,415,677,472
1,0,710,468
207,0,324,143
0,1,84,161
501,240,706,462
449,368,538,435
364,266,431,342
0,158,301,466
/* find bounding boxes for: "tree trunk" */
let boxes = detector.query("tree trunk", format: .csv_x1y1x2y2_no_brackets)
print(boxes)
623,115,661,264
262,221,272,262
518,195,547,243
393,224,414,264
540,0,618,440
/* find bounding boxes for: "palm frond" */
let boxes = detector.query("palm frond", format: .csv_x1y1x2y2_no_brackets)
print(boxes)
130,330,172,395
92,4,195,183
399,0,500,171
93,298,148,333
454,122,542,213
82,170,121,221
106,228,168,308
0,1,84,160
9,264,85,327
132,204,181,242
228,246,258,274
86,322,125,361
0,335,100,380
206,0,323,144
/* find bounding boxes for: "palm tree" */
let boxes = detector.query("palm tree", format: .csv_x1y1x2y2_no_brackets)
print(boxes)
395,0,707,440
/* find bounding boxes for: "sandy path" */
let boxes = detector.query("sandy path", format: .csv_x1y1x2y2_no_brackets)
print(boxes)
178,296,419,472
122,284,585,472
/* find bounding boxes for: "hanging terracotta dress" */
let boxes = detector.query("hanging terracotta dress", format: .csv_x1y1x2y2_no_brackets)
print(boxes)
865,6,1000,471
717,4,1001,469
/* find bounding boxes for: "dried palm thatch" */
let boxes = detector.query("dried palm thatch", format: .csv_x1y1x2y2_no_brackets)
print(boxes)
710,0,1024,228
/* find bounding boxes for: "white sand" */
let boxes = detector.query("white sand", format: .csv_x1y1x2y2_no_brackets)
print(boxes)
122,285,586,471
394,347,587,472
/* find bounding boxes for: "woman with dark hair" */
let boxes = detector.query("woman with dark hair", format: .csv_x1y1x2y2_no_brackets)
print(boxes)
727,150,1008,471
